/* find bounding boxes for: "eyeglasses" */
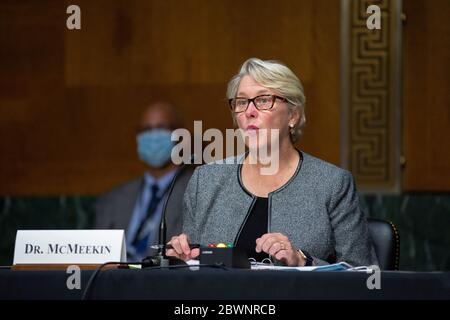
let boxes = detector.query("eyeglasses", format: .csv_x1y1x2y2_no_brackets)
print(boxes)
249,257,274,266
228,94,287,113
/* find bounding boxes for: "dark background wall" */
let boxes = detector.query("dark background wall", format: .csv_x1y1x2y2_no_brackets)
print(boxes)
1,0,450,270
1,0,340,196
403,0,450,191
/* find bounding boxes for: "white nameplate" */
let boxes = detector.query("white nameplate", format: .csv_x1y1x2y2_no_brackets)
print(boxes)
13,230,126,265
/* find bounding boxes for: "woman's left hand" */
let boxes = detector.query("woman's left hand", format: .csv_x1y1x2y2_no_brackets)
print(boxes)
255,233,305,266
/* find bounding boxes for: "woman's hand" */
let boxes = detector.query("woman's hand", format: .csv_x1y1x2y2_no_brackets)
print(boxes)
166,233,200,261
255,232,305,266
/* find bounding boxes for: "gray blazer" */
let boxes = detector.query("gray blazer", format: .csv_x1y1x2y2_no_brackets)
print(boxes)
182,151,378,267
95,178,142,231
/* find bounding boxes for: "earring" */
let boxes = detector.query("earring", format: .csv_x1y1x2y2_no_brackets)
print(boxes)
289,124,294,135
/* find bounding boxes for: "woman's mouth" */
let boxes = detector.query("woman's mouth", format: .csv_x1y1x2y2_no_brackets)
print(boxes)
246,125,259,132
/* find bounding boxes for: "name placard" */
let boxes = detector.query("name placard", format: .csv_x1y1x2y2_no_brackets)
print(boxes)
13,230,126,265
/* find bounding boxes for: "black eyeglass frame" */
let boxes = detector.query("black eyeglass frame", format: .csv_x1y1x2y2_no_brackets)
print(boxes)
228,94,288,113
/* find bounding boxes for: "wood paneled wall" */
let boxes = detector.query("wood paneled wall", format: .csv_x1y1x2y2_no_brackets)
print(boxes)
403,0,450,191
0,0,340,195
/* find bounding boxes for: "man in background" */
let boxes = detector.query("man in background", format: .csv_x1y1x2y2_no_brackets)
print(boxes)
95,101,190,262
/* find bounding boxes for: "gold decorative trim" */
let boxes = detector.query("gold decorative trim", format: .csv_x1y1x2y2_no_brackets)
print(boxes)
388,220,401,270
341,0,402,193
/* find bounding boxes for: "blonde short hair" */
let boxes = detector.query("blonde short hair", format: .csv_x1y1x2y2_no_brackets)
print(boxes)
226,58,306,143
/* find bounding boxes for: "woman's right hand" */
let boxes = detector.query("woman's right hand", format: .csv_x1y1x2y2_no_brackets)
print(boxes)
166,233,200,261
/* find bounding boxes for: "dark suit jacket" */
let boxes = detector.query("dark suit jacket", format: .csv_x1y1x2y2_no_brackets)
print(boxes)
95,165,197,243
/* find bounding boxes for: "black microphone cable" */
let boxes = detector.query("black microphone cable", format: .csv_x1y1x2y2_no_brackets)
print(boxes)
80,261,228,300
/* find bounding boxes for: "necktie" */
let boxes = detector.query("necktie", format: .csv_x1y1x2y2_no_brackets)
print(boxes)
132,184,161,256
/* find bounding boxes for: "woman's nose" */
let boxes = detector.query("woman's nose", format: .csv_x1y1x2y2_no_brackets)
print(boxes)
245,101,258,117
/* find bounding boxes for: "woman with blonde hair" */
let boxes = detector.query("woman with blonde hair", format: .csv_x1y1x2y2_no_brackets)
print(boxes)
167,58,378,267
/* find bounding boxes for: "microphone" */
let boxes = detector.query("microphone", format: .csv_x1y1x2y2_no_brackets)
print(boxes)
143,154,196,267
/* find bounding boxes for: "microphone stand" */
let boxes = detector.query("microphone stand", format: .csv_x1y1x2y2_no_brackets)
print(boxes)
144,160,191,267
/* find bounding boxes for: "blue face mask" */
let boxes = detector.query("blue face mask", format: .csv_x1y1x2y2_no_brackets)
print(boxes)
136,129,174,168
